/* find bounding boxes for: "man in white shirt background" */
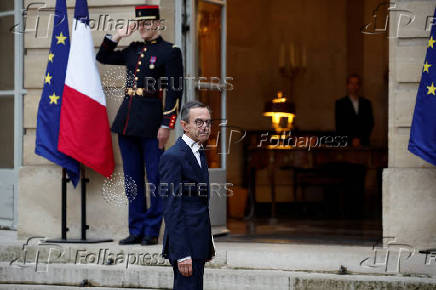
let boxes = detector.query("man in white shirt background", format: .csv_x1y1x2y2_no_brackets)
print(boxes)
335,74,374,146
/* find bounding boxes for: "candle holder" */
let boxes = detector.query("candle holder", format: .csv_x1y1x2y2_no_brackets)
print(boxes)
278,42,307,97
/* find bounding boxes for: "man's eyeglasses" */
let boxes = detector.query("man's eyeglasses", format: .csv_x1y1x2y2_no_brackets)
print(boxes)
194,118,212,128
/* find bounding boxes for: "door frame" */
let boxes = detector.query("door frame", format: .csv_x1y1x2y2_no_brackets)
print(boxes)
176,0,228,227
177,0,227,169
0,0,25,228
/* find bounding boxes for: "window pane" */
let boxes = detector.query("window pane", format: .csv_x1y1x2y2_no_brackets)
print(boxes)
0,1,14,11
197,1,221,78
197,89,222,168
0,96,14,168
0,14,14,90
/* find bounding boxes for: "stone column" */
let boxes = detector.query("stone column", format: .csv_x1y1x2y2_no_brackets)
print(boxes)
384,0,436,249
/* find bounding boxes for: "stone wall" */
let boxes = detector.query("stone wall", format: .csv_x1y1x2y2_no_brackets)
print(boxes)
18,0,174,239
384,0,436,249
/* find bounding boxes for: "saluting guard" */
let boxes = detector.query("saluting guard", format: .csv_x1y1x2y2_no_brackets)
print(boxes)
96,4,183,245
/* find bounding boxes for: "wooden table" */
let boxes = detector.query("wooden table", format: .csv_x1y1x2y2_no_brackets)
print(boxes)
244,139,387,220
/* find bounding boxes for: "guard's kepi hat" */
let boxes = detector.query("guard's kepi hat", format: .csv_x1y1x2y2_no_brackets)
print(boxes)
134,5,160,20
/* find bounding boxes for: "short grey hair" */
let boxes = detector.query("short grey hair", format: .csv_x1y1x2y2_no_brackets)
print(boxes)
180,100,210,122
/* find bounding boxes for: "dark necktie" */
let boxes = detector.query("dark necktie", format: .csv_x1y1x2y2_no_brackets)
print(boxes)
199,147,207,170
199,147,208,201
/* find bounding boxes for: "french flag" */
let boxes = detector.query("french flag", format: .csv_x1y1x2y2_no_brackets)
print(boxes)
58,0,114,177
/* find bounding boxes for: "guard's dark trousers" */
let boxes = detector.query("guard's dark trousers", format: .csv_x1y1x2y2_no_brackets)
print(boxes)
118,134,163,238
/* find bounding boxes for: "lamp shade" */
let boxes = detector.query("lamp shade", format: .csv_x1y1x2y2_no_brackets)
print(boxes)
263,99,295,114
263,91,296,132
263,91,295,114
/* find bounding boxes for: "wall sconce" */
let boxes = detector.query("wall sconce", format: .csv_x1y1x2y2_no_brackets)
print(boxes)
263,91,295,132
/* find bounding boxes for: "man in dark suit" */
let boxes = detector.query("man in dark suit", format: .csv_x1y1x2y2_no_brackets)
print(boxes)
335,74,374,146
96,5,183,245
335,75,373,218
159,101,215,290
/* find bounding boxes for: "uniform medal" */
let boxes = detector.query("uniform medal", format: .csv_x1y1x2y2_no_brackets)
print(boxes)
149,56,157,69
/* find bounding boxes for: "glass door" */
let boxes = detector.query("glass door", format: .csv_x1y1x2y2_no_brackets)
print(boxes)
181,0,227,228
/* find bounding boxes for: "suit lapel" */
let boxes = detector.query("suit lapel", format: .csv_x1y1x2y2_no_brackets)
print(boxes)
178,137,203,178
188,150,204,178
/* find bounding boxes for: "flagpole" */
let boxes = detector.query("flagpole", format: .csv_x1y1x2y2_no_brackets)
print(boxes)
37,0,113,245
46,166,113,244
61,168,69,239
80,164,89,240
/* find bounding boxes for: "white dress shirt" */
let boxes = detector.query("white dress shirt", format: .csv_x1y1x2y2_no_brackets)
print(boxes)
182,134,202,167
348,95,359,115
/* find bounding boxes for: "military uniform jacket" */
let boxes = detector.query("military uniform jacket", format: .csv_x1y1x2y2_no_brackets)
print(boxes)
96,35,183,138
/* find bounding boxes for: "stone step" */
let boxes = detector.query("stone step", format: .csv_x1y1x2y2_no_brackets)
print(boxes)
3,230,436,279
1,262,436,290
0,237,223,268
0,285,153,290
3,239,436,278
